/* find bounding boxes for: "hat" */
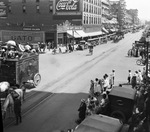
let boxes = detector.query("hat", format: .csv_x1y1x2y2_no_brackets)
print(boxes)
18,44,25,52
25,45,31,50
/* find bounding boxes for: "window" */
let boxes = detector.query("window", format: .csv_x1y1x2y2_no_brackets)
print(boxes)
36,0,40,2
36,5,40,13
83,14,86,24
49,4,53,13
8,5,11,13
22,5,26,13
22,0,26,3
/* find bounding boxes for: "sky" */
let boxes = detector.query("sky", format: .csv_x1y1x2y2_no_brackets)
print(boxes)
125,0,150,21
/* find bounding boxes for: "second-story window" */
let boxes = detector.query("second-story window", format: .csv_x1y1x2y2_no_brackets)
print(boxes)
36,5,40,13
22,5,26,13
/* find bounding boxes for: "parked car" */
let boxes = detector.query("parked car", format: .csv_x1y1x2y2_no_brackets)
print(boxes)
108,86,137,123
74,114,129,132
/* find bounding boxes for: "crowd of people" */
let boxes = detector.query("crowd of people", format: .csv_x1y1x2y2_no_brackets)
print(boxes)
75,65,150,131
76,70,115,124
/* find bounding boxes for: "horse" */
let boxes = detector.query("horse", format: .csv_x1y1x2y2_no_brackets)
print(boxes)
2,92,14,120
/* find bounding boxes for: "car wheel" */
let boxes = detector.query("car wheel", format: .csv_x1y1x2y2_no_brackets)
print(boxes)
111,110,126,123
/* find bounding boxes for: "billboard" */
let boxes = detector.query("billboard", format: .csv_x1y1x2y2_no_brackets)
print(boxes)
55,0,80,13
1,30,45,43
0,1,7,18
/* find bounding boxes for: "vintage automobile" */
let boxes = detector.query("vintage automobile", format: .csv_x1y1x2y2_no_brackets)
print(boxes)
108,86,137,123
74,114,129,132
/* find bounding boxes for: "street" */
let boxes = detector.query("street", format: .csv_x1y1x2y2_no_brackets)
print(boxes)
4,30,143,132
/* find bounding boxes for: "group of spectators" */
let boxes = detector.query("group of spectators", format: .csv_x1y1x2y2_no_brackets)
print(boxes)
128,67,146,89
76,70,115,124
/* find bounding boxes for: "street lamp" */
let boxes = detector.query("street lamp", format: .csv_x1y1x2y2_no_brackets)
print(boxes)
145,36,150,78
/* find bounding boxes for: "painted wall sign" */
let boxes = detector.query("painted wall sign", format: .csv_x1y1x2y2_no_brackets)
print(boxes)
1,31,44,43
55,0,80,12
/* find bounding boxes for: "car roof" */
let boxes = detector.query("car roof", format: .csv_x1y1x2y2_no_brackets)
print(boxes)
109,86,136,100
74,114,122,132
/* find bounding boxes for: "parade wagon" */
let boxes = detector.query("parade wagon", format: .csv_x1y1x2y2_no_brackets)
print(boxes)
0,52,41,88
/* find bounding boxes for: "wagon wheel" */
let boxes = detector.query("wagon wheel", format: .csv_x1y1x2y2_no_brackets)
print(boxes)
136,59,142,65
33,73,41,86
111,110,126,123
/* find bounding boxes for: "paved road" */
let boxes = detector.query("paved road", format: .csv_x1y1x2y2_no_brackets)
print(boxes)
4,30,144,132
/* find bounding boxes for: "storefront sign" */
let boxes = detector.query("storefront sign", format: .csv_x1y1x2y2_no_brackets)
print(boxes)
55,0,80,12
1,30,44,43
0,2,7,18
23,27,41,31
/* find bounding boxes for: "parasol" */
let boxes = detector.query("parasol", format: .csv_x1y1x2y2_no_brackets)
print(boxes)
0,82,10,92
6,40,16,47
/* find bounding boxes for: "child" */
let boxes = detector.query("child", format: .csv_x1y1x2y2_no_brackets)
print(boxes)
128,70,132,84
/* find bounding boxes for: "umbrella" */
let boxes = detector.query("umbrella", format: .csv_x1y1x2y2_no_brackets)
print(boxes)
0,82,10,92
6,40,16,47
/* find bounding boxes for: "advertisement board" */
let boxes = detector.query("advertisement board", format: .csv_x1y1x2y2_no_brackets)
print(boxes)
0,1,7,18
55,0,80,13
1,30,45,43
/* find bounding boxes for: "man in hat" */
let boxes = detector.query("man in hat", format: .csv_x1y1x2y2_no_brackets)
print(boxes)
13,94,22,125
77,99,87,123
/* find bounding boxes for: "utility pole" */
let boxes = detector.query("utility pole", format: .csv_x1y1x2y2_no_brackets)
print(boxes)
146,36,150,78
0,101,3,132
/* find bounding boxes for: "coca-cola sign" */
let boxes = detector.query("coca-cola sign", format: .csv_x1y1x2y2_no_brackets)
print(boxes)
55,0,80,12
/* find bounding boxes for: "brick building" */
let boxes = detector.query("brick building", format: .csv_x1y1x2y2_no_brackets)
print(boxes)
0,0,103,47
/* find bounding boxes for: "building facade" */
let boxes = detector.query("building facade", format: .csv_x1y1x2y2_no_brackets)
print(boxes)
124,10,132,28
127,9,139,25
0,0,104,47
0,0,58,45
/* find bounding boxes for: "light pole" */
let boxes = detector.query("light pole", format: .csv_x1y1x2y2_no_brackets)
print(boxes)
145,36,150,78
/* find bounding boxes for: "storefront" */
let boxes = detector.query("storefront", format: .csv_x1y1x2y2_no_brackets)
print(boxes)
0,30,45,44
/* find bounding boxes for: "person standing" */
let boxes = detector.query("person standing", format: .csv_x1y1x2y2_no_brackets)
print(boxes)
111,70,115,85
13,96,22,125
145,95,150,122
77,99,87,123
127,70,132,84
89,80,94,96
94,78,100,96
131,74,137,89
47,41,51,51
138,70,143,84
88,43,93,55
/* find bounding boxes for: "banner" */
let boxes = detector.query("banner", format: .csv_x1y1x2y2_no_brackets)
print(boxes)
55,0,80,12
0,1,7,18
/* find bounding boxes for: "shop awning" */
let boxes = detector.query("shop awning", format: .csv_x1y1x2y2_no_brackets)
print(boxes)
75,30,87,38
67,30,81,38
109,29,116,32
86,31,103,37
102,27,109,33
